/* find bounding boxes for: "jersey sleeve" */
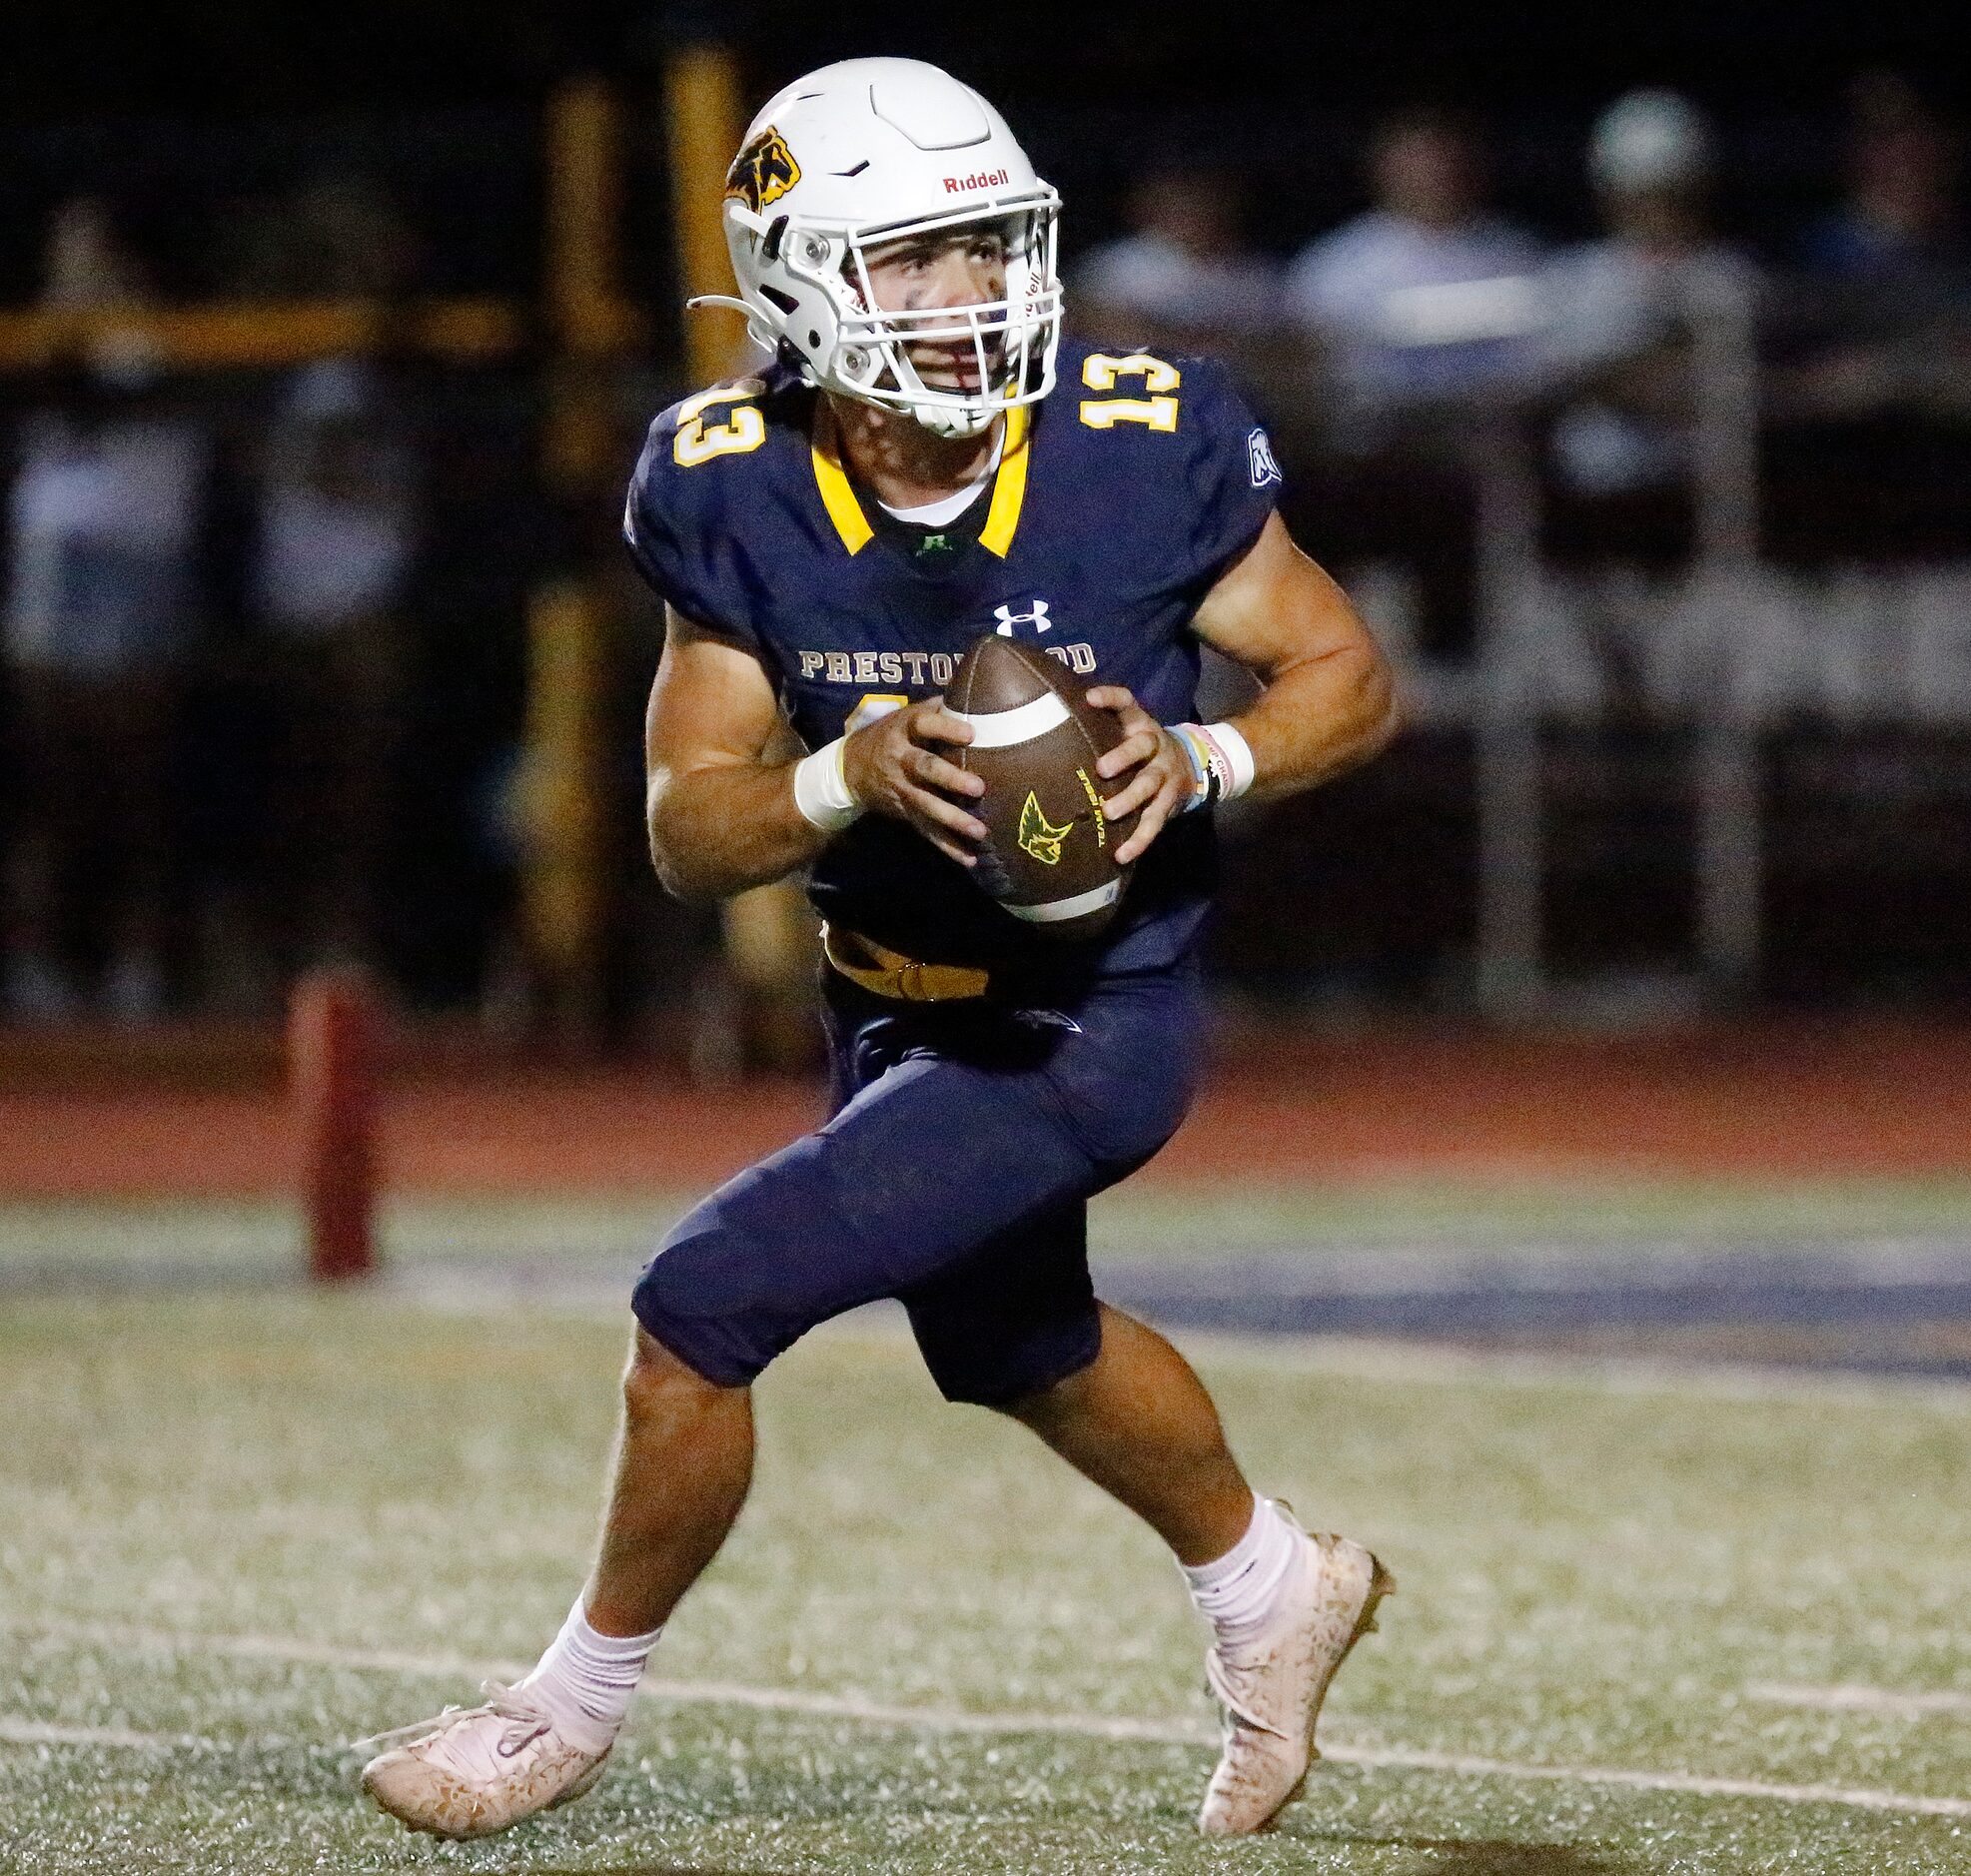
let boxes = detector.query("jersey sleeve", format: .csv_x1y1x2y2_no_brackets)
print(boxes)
1176,356,1282,593
620,408,763,653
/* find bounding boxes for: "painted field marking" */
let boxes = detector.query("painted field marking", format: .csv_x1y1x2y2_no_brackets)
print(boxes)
0,1718,212,1751
11,1619,1971,1820
1747,1681,1971,1719
1324,1745,1971,1819
20,1619,529,1685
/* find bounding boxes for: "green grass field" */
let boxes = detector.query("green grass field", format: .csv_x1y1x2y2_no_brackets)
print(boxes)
7,1278,1971,1874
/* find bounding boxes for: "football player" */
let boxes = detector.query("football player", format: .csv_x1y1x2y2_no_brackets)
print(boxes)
360,57,1399,1842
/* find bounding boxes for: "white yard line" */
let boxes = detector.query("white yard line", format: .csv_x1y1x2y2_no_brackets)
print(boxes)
10,1618,1971,1819
0,1718,212,1750
1747,1681,1971,1719
20,1617,530,1684
1324,1744,1971,1819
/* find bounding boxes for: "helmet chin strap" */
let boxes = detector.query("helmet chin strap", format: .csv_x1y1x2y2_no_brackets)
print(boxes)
897,341,1005,439
910,400,996,441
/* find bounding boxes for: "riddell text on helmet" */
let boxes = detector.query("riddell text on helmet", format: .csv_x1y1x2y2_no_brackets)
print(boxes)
944,168,1011,193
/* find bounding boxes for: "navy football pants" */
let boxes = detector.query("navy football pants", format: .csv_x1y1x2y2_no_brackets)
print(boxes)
632,962,1203,1405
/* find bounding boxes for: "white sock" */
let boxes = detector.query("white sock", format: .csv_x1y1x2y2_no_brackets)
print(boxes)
1181,1495,1301,1651
517,1598,663,1753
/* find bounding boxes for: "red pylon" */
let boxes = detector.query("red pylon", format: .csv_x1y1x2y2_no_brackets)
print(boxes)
289,969,378,1283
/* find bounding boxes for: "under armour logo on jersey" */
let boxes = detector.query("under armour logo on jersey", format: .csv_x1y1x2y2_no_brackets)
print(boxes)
1247,427,1283,488
993,599,1052,636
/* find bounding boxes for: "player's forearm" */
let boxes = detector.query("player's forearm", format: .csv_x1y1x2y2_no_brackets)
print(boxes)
645,761,829,902
1228,643,1400,801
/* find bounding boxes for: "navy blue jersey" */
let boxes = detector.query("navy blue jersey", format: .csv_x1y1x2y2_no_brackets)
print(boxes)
623,338,1279,974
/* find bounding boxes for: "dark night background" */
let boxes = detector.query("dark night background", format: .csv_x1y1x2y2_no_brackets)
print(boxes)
5,3,1968,292
7,3,1968,118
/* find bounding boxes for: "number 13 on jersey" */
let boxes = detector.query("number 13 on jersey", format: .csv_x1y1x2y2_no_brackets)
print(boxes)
1078,353,1181,432
673,382,767,467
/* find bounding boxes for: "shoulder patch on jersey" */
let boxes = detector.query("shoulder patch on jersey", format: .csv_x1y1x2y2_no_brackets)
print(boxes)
725,129,800,214
1246,427,1283,488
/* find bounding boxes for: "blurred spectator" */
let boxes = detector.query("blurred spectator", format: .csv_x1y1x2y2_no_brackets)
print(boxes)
240,357,420,981
1534,90,1758,498
225,169,423,302
1277,113,1540,662
2,199,209,1022
1802,73,1965,284
38,194,152,310
1286,109,1544,437
1782,75,1971,427
1071,165,1282,359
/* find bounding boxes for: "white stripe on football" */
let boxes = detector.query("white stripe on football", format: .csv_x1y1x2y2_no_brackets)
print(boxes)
953,691,1071,748
1004,879,1125,922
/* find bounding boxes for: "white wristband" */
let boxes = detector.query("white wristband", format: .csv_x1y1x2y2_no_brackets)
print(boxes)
1204,721,1257,799
1172,720,1258,810
792,736,861,832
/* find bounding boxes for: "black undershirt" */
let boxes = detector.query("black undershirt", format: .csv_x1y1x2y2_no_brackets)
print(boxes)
859,475,993,569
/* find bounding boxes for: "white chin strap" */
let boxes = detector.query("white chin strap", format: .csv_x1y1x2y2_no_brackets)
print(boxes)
911,401,997,440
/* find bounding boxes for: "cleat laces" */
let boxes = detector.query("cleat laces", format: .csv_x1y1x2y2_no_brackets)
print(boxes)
1204,1649,1293,1742
352,1680,554,1759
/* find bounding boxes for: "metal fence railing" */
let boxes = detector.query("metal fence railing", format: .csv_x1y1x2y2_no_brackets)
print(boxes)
1263,264,1971,1010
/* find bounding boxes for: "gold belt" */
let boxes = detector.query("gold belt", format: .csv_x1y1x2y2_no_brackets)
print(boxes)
821,924,990,1002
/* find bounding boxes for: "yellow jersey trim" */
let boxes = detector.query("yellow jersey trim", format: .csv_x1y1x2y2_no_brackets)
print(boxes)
980,405,1031,558
808,403,1033,560
810,405,875,554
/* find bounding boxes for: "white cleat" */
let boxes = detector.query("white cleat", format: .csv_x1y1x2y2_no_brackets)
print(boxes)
1197,1516,1395,1838
357,1680,612,1841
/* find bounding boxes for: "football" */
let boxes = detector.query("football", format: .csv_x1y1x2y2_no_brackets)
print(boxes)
946,633,1138,941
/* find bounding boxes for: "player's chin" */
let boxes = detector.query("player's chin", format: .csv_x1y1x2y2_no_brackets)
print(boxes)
908,343,1001,396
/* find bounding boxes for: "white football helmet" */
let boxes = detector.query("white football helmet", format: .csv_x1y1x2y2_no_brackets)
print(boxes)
691,57,1063,440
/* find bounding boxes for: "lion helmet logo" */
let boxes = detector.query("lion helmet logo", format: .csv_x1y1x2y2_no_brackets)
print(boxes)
1016,791,1074,867
725,128,801,214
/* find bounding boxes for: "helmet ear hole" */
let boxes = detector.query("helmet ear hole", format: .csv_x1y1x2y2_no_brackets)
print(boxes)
759,285,799,314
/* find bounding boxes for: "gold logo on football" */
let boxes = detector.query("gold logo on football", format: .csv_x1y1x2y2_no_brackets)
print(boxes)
1017,791,1074,866
725,128,801,213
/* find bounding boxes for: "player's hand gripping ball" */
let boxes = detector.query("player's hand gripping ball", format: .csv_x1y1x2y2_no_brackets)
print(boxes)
945,633,1145,941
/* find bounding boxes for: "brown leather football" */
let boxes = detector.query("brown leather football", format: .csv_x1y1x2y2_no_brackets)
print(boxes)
947,632,1138,941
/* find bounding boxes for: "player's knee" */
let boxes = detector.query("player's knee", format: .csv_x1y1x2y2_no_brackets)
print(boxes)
637,1191,762,1316
630,1209,768,1389
620,1324,727,1416
630,1177,828,1389
630,1232,694,1335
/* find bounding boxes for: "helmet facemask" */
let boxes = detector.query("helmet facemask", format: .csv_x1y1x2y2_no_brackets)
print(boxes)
832,197,1062,438
717,189,1063,441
